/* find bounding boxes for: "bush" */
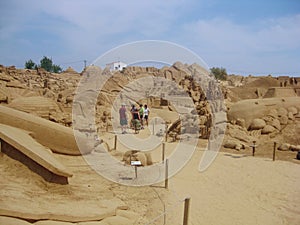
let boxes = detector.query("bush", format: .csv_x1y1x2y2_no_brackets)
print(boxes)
40,56,62,73
25,59,36,69
52,64,62,73
40,56,53,72
210,67,228,80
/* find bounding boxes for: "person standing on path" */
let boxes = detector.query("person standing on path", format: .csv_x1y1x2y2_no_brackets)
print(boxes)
139,104,144,129
143,104,150,126
119,103,128,134
130,104,141,133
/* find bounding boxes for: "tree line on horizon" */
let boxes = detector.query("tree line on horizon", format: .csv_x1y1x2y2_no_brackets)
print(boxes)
25,57,227,79
25,56,62,73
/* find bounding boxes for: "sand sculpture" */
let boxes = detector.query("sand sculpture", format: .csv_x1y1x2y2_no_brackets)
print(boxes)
0,105,92,155
0,124,72,184
0,63,299,224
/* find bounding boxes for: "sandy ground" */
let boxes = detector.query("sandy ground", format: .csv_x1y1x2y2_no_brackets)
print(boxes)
0,107,299,225
166,148,300,225
1,131,299,225
98,121,300,225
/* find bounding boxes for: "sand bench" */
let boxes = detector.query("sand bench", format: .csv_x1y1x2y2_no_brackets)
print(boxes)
0,124,72,184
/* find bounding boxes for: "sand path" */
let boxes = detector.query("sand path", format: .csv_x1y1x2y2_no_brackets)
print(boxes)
164,149,300,225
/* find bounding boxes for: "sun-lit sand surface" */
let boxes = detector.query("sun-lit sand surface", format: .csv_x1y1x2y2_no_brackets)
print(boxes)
0,64,300,224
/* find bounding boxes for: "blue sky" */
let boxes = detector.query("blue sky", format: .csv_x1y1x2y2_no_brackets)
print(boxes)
0,0,300,76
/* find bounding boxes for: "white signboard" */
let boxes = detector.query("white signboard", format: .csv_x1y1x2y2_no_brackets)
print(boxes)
131,161,142,166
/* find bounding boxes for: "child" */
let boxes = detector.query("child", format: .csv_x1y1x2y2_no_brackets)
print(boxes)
143,104,150,126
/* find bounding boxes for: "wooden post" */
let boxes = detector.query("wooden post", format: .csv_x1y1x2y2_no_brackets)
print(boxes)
252,141,256,156
162,143,165,163
113,135,117,150
165,159,169,189
273,142,277,161
165,123,168,142
135,166,137,178
0,138,2,152
183,197,191,225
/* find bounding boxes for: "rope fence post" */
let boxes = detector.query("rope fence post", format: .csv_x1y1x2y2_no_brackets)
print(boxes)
273,142,277,161
252,141,256,156
113,135,117,150
165,123,168,142
135,166,138,178
183,197,191,225
162,143,165,163
165,159,169,189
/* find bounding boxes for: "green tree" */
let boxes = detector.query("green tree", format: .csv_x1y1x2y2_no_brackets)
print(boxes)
210,67,228,80
52,64,62,73
24,59,36,69
40,56,53,72
39,56,62,73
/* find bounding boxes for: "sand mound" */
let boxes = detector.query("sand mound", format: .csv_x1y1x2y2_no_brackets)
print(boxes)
0,151,155,224
63,66,79,75
9,96,62,118
228,97,300,128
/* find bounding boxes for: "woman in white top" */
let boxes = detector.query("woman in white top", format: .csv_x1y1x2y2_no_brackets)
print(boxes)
143,104,150,126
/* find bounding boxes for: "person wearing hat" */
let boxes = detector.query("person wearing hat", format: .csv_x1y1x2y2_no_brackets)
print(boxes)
119,103,128,134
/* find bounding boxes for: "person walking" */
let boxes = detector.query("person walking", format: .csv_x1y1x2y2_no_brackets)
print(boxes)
143,104,150,126
119,103,128,134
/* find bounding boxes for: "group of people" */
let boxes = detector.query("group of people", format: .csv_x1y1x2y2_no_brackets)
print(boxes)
119,103,150,134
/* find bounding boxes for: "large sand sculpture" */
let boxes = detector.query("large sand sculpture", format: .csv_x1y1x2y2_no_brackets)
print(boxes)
0,64,299,224
0,124,72,184
0,105,91,155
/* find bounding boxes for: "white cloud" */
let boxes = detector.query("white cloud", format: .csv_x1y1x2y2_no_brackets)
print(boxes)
1,0,299,75
1,0,195,68
182,14,300,52
179,14,300,74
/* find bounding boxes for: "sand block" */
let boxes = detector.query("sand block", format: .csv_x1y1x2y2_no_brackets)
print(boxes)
0,105,92,155
0,216,31,225
0,198,127,223
0,124,72,179
34,221,76,225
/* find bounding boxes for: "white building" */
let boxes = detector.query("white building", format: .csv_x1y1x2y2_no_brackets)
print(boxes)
106,61,127,71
